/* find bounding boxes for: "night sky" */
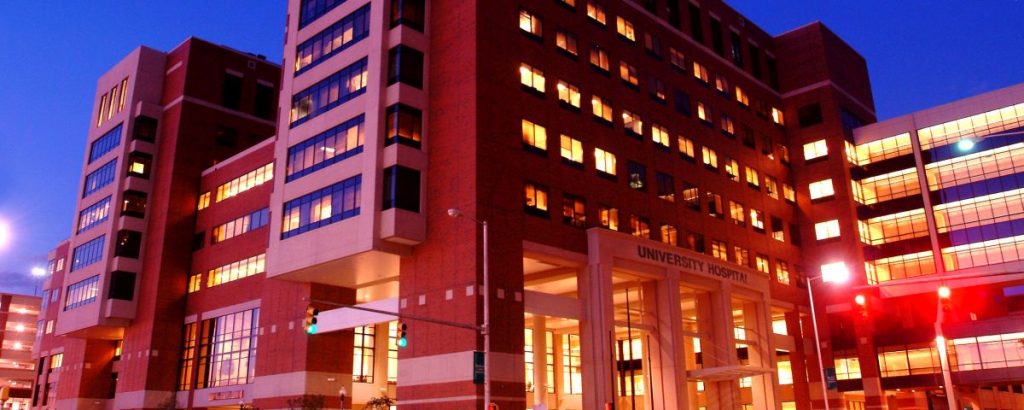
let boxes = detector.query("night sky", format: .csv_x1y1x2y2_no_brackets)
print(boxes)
0,2,1021,295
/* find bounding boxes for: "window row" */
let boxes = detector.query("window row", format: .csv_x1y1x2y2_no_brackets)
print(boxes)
290,57,369,127
88,123,123,164
64,275,100,311
286,115,364,181
206,253,266,288
211,208,270,244
295,4,370,74
70,235,105,272
77,196,112,234
96,77,129,127
215,163,274,202
177,309,260,390
82,159,118,198
934,188,1024,234
281,175,361,239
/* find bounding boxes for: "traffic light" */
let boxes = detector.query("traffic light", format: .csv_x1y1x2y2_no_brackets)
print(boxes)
397,321,408,348
853,293,868,319
938,285,952,311
304,305,319,334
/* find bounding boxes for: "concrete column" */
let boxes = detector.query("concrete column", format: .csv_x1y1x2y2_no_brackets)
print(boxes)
854,319,888,410
532,316,548,408
785,311,812,410
640,278,687,410
698,284,738,409
579,262,616,409
744,300,779,410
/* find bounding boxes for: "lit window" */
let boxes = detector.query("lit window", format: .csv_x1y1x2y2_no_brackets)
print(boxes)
599,205,619,231
765,177,779,200
669,48,685,70
50,353,63,369
809,179,835,200
815,220,841,240
197,192,211,211
734,246,749,266
678,136,695,159
771,216,785,241
619,62,639,86
595,148,616,175
702,146,718,170
714,75,728,94
724,158,739,182
589,46,610,72
127,153,151,179
711,240,728,261
660,224,678,245
656,172,674,201
803,139,828,161
216,162,275,201
735,86,749,106
522,119,548,151
519,9,542,37
682,184,700,211
771,107,785,125
586,2,606,25
206,254,267,287
560,135,584,164
696,102,710,122
750,209,765,232
651,124,670,148
188,273,202,293
524,182,549,214
556,30,578,56
119,77,129,112
692,61,709,83
627,161,646,190
630,215,650,238
729,201,745,226
353,325,376,383
622,110,643,135
783,184,796,203
519,63,545,93
707,192,723,218
562,194,586,227
615,17,635,41
755,255,770,274
97,93,108,127
776,261,791,284
557,81,581,108
591,95,613,122
721,115,735,135
745,167,760,188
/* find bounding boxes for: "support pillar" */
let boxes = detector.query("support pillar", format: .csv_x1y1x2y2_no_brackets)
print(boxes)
580,262,616,409
744,299,779,410
853,318,887,410
531,316,549,409
640,278,687,410
698,284,738,409
785,311,812,410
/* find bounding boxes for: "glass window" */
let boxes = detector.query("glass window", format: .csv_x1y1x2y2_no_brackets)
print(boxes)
519,9,543,37
750,209,765,232
589,46,610,72
557,81,581,108
702,146,718,170
385,105,421,148
591,95,613,123
114,230,142,259
660,224,678,245
77,196,112,234
776,261,791,285
519,63,545,93
524,181,549,215
755,254,770,274
382,166,421,212
696,101,710,122
390,0,425,31
522,119,548,152
206,254,266,287
734,246,749,266
706,192,723,218
83,159,118,198
619,62,638,86
803,139,828,161
64,275,100,310
682,183,700,211
212,208,270,244
678,136,695,160
745,167,760,189
388,45,424,88
562,194,586,228
560,135,584,165
809,179,835,200
622,110,642,135
353,325,375,383
299,0,345,27
771,107,785,125
70,236,105,272
711,240,728,261
281,176,362,239
595,148,616,176
729,201,745,226
217,163,275,201
586,2,606,25
290,58,368,126
287,115,364,181
669,48,685,70
656,172,674,201
735,86,749,106
651,124,670,148
627,161,646,190
88,124,123,164
196,309,260,388
724,157,739,182
556,30,579,56
563,334,582,394
721,115,735,135
630,215,650,238
765,176,779,200
599,205,619,231
615,16,635,41
692,61,709,83
783,184,796,203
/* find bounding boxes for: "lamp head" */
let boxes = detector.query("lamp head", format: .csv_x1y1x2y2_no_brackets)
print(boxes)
31,267,46,277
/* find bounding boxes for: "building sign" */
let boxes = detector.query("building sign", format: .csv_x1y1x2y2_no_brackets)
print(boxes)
636,245,749,284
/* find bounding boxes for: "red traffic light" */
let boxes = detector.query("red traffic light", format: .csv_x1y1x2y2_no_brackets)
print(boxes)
853,294,868,319
937,286,951,299
854,294,866,306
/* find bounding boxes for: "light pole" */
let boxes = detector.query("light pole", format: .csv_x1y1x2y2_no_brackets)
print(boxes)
31,266,47,296
806,262,851,410
447,208,491,410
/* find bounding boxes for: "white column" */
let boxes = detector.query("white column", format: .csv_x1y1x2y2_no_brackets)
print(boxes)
532,316,549,408
700,283,737,409
641,278,687,410
580,263,616,409
745,299,779,410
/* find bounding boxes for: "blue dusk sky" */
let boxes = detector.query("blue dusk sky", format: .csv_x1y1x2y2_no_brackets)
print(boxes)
0,2,1022,295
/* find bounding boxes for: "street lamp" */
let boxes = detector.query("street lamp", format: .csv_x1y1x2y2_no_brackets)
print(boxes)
31,266,47,296
447,208,492,410
806,261,850,410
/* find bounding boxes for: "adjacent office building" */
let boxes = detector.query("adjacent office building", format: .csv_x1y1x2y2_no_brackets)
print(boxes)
0,293,40,409
28,0,1024,409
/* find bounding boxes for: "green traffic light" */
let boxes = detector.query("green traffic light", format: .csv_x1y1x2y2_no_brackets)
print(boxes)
397,337,408,348
306,324,318,334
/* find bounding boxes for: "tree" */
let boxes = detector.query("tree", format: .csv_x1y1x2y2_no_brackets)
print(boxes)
288,394,326,410
365,394,395,410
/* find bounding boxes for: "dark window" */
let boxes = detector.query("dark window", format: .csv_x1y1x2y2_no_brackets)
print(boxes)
673,89,692,116
686,231,705,253
299,0,345,28
127,152,152,179
222,73,243,110
133,116,158,142
840,108,865,134
709,17,723,56
667,0,681,28
798,103,824,128
254,83,276,120
192,231,205,251
388,45,424,89
789,223,802,246
114,230,142,259
109,372,118,399
122,190,147,218
730,32,743,67
656,172,674,201
740,125,756,149
89,124,123,164
749,43,762,79
216,126,239,147
108,271,136,301
688,4,703,43
382,166,421,212
385,104,422,148
627,161,646,191
766,55,779,90
390,0,425,31
682,183,700,211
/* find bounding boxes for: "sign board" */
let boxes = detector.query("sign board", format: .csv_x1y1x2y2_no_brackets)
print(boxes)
473,351,485,384
824,367,838,390
636,245,750,284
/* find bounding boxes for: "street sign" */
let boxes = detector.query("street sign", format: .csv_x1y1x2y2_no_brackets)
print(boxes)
824,367,838,390
473,351,485,384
